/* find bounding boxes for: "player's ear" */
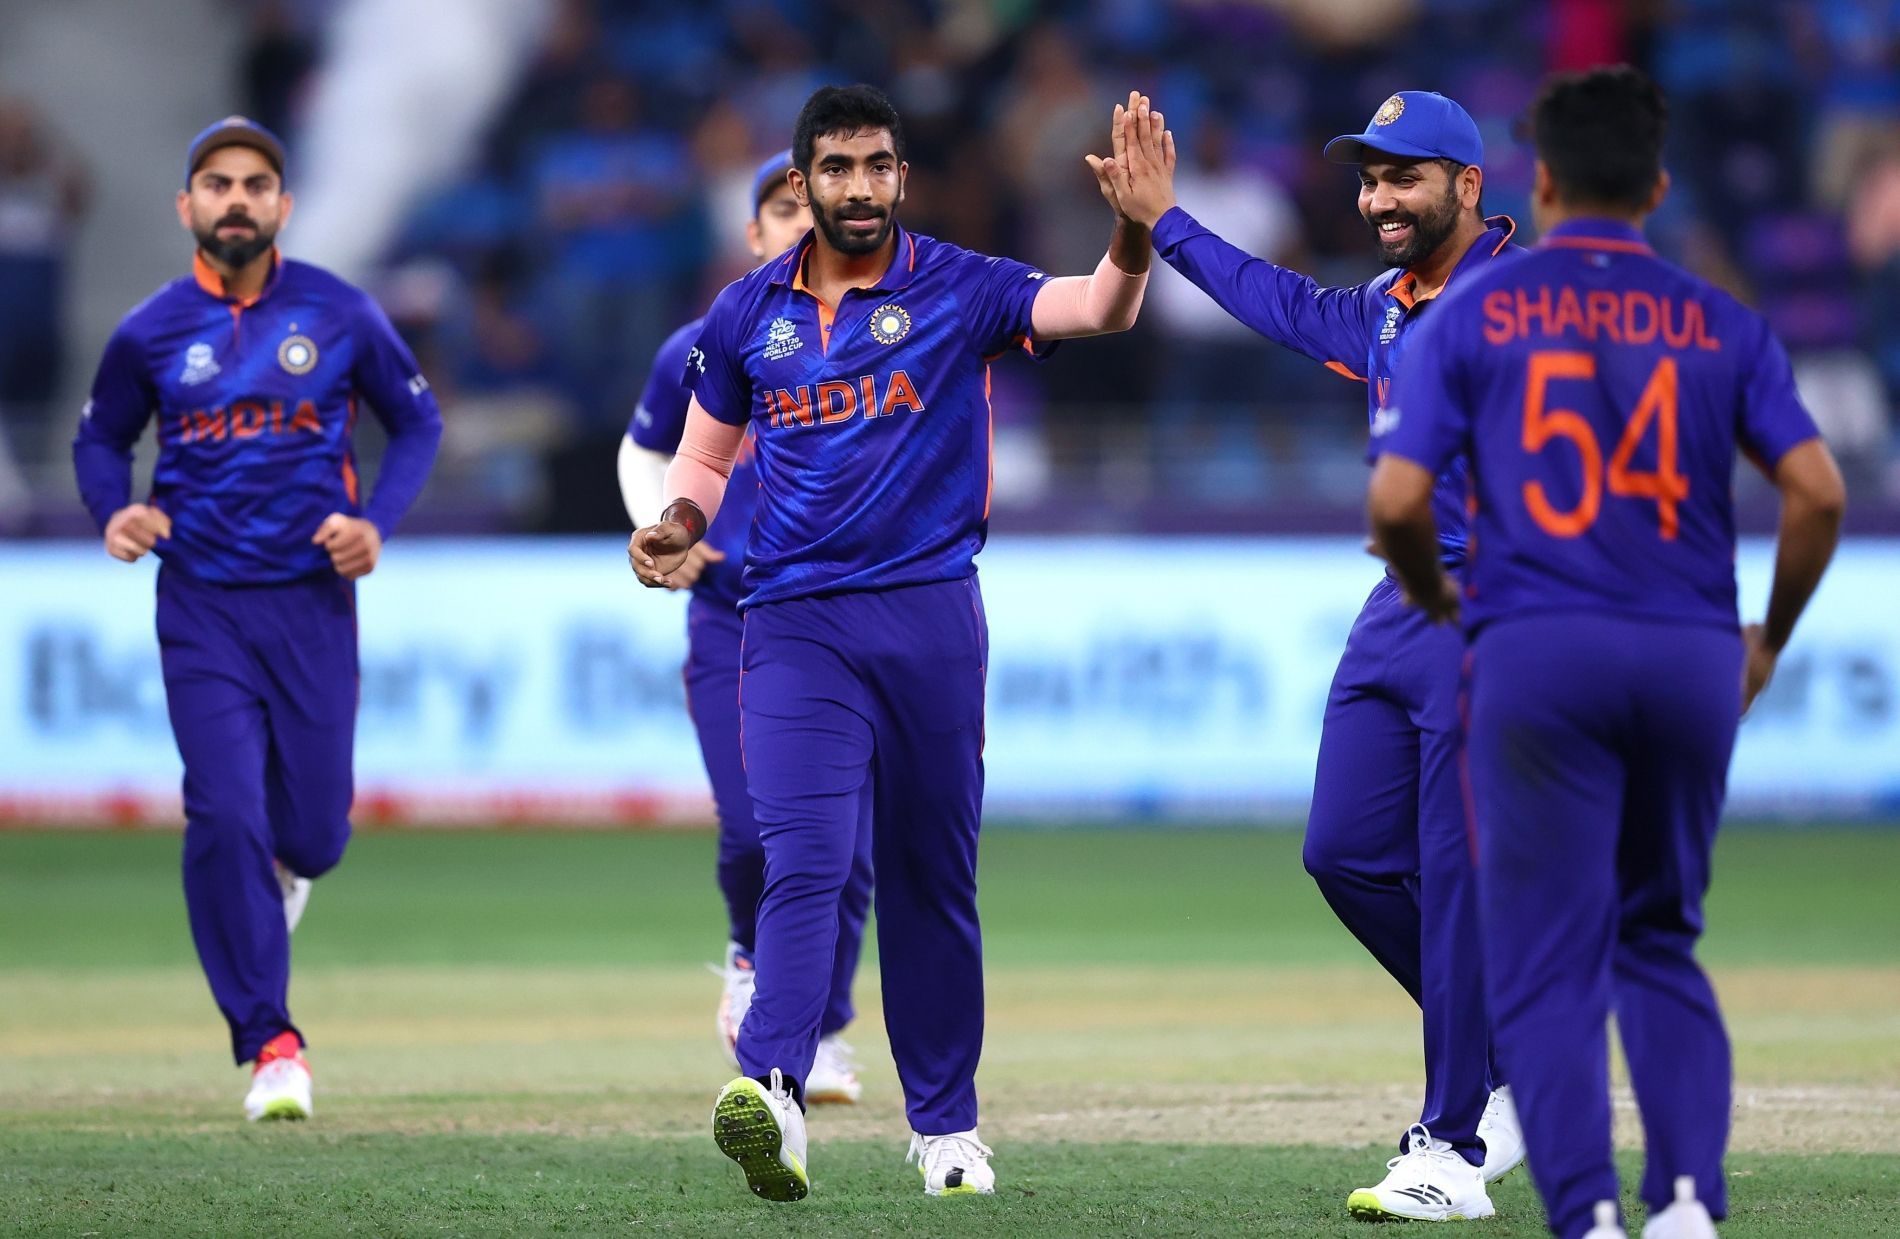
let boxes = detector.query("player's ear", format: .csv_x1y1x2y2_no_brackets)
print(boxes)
746,218,765,260
175,188,193,233
1644,169,1670,216
1460,163,1483,212
1531,159,1555,207
787,168,810,208
278,190,294,229
897,161,908,204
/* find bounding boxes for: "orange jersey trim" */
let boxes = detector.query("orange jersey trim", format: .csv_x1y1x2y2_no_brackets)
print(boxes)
1539,234,1654,256
1325,360,1368,383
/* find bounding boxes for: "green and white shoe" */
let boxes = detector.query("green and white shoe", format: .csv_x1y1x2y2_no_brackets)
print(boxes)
713,1069,808,1202
1346,1124,1495,1221
907,1129,995,1196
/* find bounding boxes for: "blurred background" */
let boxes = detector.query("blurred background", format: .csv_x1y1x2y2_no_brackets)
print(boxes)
2,0,1897,826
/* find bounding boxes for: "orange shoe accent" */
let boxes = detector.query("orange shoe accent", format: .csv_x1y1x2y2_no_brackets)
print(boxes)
254,1031,305,1070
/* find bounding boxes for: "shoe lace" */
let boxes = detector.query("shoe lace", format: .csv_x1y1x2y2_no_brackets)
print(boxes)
907,1131,993,1169
766,1068,793,1103
1481,1088,1510,1125
1385,1123,1463,1174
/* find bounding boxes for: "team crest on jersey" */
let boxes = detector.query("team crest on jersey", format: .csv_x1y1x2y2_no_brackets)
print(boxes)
1374,95,1405,126
278,333,318,375
869,303,911,346
179,341,220,386
763,317,803,361
1379,303,1403,344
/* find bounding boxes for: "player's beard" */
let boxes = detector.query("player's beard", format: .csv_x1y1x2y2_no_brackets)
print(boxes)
815,200,894,256
194,212,277,269
1367,180,1461,268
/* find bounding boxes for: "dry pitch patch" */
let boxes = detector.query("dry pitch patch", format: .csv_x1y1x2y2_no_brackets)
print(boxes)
5,962,1896,1155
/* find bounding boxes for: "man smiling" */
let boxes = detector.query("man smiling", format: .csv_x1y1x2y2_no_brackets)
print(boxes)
1102,91,1525,1221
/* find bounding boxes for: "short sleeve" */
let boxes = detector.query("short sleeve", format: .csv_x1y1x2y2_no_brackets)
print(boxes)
684,281,754,426
1377,306,1470,476
1736,315,1821,474
960,252,1052,360
629,320,700,452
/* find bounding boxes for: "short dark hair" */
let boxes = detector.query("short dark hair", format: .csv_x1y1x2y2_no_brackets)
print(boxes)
1529,65,1668,212
792,84,905,175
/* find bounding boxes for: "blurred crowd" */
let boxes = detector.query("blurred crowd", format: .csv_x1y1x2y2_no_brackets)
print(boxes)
4,0,1899,532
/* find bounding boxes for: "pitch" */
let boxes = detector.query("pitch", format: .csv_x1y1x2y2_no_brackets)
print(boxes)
3,828,1896,1234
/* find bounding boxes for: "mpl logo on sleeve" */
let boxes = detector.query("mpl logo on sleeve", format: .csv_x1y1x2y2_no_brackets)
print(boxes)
179,342,220,386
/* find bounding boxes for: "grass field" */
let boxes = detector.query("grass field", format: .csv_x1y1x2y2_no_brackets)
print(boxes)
3,827,1897,1235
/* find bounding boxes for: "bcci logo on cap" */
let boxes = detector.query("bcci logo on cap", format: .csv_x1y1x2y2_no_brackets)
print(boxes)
278,333,318,375
869,303,911,346
1374,95,1405,126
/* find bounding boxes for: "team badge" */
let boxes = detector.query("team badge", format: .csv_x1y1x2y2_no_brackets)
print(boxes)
763,317,803,361
179,341,220,386
278,333,318,375
869,303,911,346
1374,95,1405,126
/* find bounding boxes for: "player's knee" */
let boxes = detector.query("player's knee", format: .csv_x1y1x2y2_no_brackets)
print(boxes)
276,816,352,879
1302,827,1346,884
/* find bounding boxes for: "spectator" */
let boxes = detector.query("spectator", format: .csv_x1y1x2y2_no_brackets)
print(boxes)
0,98,88,474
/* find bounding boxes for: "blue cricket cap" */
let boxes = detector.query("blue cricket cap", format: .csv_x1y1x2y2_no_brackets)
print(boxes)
750,148,795,208
185,115,287,186
1323,92,1483,168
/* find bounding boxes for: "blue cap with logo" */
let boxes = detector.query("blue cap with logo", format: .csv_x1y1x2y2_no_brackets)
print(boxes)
1323,92,1483,168
750,148,795,208
185,115,288,186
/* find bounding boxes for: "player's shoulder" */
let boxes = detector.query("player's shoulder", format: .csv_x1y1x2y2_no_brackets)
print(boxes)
114,275,201,338
278,258,377,308
653,313,708,371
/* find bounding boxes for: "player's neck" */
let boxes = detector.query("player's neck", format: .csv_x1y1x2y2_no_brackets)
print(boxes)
198,248,276,301
805,233,898,304
1406,216,1489,300
1537,202,1649,234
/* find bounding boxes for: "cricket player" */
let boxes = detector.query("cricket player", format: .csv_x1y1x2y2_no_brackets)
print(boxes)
72,117,442,1121
630,84,1154,1201
1368,66,1845,1239
618,149,872,1104
1104,91,1524,1217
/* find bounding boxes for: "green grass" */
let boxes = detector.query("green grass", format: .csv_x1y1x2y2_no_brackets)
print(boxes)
1,826,1897,1235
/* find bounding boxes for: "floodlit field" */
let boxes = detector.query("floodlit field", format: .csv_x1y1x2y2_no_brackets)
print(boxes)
3,828,1897,1235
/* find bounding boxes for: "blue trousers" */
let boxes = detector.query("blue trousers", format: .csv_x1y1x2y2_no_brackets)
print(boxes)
1469,614,1737,1239
1304,574,1493,1159
735,578,987,1134
156,566,357,1064
685,594,871,1036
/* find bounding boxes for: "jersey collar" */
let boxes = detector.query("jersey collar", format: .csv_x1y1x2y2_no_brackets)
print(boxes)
773,225,920,294
1386,214,1517,309
1537,217,1654,255
191,247,285,307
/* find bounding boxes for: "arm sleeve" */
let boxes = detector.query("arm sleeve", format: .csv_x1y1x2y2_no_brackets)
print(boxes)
72,324,157,532
1028,249,1149,340
1376,308,1469,476
1151,205,1372,371
663,401,745,526
961,251,1059,360
618,434,671,527
683,283,755,426
351,293,444,539
1736,315,1822,473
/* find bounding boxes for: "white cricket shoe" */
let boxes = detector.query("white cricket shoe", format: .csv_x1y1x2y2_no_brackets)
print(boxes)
713,1069,808,1202
1347,1124,1496,1221
805,1034,862,1105
1478,1085,1527,1182
1642,1176,1718,1238
1585,1200,1629,1238
713,943,756,1067
243,1032,312,1121
274,860,311,933
907,1129,995,1196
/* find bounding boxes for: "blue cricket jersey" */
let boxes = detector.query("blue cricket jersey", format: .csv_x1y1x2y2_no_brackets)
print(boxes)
1152,206,1521,562
1378,218,1821,632
628,315,756,612
74,252,442,584
686,226,1049,607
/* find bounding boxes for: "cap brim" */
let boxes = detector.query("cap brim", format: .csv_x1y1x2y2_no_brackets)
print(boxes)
1322,134,1449,164
191,133,285,177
